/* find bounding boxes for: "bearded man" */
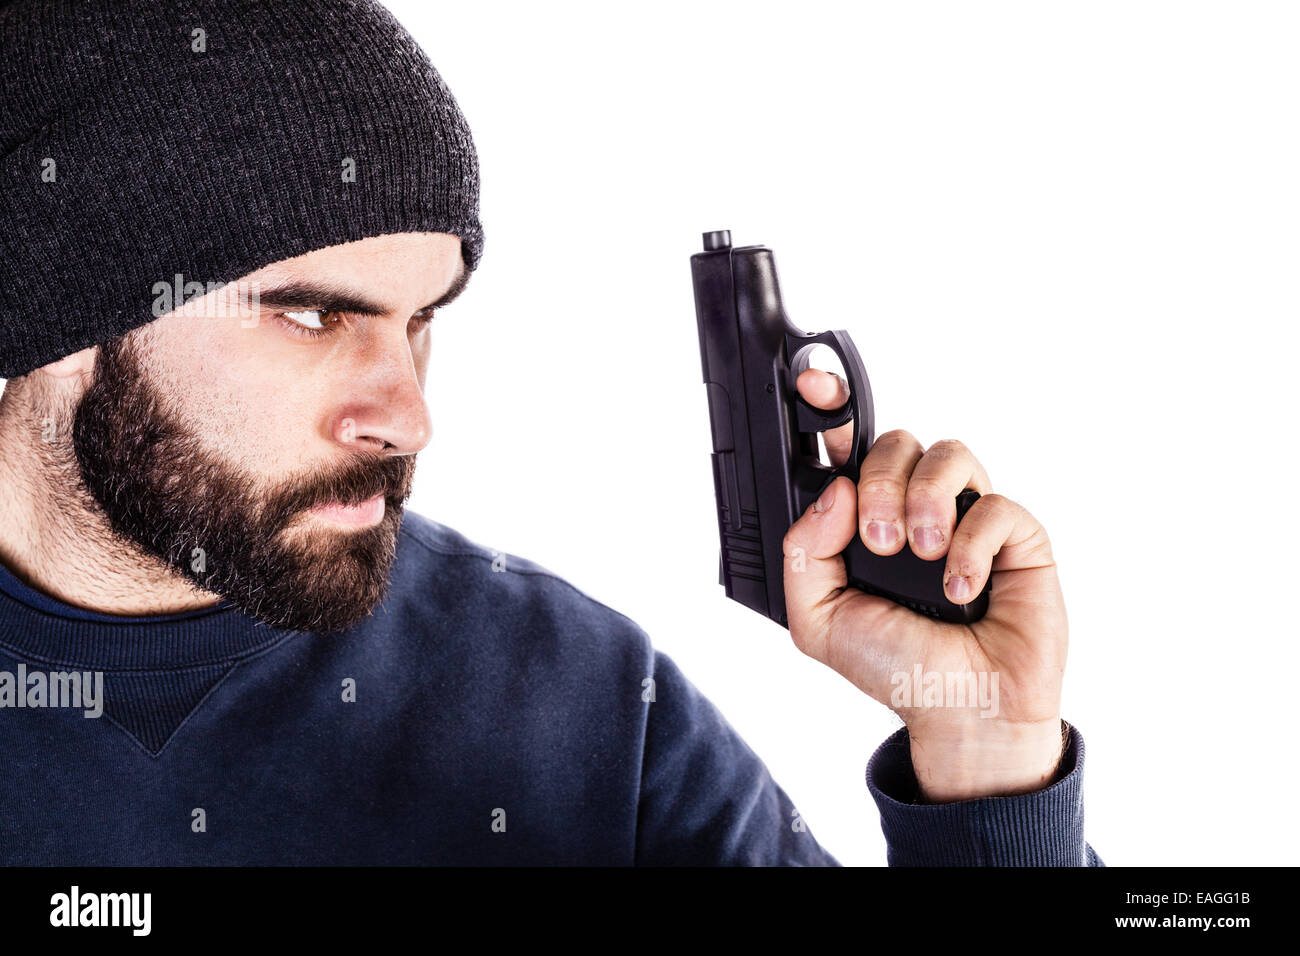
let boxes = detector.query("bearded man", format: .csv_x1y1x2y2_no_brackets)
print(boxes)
0,0,1099,866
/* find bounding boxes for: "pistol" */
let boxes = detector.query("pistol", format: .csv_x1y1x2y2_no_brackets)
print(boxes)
690,229,990,627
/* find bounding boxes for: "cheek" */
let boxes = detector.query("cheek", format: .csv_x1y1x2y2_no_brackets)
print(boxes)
175,316,334,454
221,379,331,472
152,343,322,469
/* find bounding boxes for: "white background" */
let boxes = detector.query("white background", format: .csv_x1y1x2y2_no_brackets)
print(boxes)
6,1,1294,865
387,0,1300,866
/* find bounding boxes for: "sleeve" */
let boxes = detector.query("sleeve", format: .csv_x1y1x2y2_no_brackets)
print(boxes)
634,649,841,866
865,719,1104,866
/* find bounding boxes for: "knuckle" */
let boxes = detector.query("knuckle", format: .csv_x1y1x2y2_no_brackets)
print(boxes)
1026,519,1052,550
979,492,1013,513
858,475,906,505
906,475,952,503
876,429,922,455
950,522,982,551
926,438,969,459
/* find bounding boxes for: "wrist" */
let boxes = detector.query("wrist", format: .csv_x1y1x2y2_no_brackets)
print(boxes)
908,716,1067,804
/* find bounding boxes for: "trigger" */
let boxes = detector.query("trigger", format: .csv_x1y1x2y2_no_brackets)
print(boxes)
794,393,853,433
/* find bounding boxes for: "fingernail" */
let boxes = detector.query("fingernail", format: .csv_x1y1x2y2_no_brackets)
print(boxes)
867,520,899,549
813,483,837,514
913,525,944,553
947,573,970,600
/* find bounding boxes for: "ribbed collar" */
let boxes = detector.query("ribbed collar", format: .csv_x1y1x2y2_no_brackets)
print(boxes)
0,558,297,670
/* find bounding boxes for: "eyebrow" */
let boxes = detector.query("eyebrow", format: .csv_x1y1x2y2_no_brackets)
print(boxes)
253,260,471,317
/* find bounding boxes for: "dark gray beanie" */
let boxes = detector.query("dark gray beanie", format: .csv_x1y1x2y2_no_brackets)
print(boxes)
0,0,484,379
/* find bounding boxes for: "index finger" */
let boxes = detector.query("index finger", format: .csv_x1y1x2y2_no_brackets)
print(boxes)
795,368,854,467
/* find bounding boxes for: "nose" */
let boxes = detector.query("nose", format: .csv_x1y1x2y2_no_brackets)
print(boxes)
329,346,433,455
331,390,432,454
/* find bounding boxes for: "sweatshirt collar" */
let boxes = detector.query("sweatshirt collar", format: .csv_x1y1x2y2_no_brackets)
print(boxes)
0,557,297,670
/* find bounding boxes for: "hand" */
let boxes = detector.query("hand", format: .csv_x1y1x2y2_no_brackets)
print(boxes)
783,369,1069,803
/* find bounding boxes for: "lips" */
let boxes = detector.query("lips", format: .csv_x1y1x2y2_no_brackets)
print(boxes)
308,493,386,527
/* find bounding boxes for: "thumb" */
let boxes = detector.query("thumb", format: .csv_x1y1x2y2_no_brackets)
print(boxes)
782,475,859,638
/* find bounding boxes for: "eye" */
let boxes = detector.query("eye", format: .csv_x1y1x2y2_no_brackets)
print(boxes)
283,309,332,330
409,307,437,328
275,309,346,338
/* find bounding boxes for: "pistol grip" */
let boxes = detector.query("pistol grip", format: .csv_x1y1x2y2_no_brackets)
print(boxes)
839,488,992,625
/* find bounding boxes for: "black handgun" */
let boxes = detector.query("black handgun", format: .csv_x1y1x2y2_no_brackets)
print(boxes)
690,229,990,627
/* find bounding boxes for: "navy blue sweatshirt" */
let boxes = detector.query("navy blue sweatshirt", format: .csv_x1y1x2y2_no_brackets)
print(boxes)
0,512,1101,865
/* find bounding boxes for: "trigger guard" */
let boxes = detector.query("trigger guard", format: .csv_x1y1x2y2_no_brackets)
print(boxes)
794,393,853,433
787,331,853,434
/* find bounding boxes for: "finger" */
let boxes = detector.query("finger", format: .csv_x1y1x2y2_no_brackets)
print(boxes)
794,368,854,468
942,493,1053,603
856,429,924,556
782,475,859,639
905,439,993,560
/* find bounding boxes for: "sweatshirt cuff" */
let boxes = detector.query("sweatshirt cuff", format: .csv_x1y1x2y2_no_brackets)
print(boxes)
865,720,1090,866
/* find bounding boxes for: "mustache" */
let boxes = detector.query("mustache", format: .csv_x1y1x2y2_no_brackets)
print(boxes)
263,453,416,528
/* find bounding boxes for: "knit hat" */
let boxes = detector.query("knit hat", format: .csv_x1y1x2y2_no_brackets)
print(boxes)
0,0,484,379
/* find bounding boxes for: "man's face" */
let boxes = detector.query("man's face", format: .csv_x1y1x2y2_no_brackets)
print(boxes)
68,232,465,633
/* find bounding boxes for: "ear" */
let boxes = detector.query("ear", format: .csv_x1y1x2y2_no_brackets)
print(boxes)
36,346,96,380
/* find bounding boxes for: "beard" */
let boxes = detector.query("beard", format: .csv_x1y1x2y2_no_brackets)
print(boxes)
68,333,416,634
